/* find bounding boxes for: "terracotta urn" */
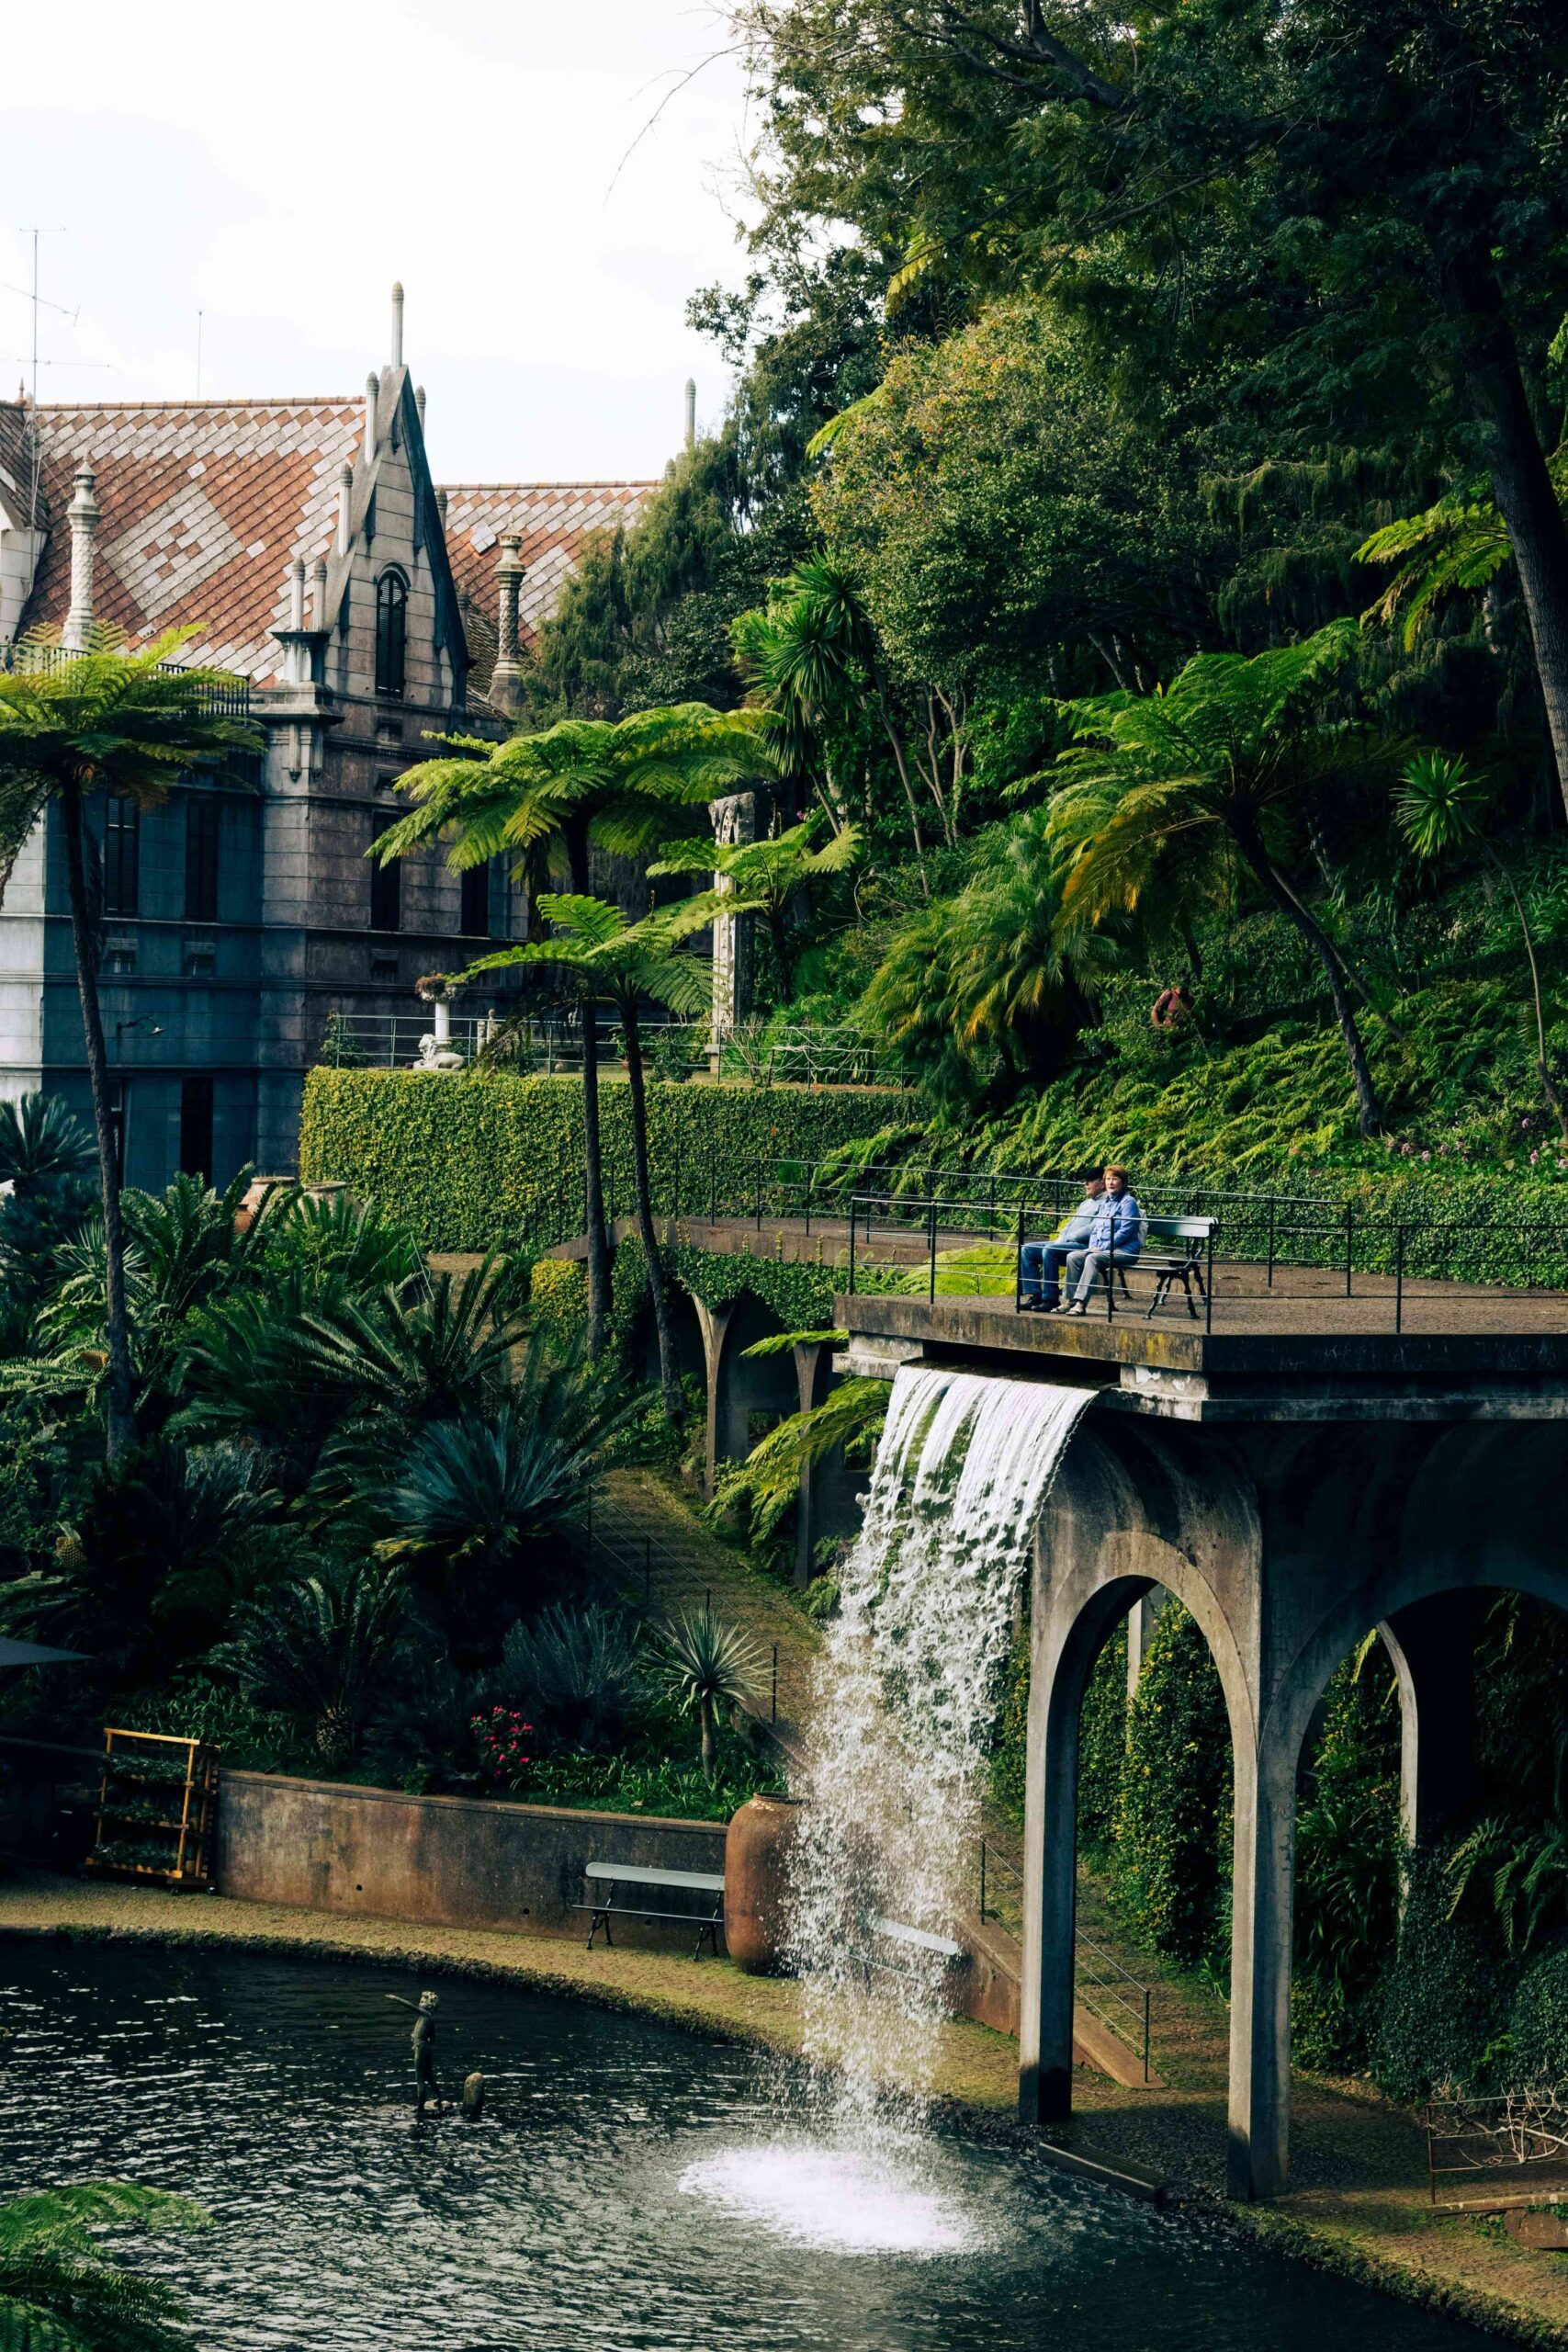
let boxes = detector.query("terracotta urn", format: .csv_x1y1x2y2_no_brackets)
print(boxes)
724,1794,801,1974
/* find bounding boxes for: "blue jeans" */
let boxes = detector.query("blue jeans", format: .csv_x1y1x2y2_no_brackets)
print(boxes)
1019,1240,1070,1307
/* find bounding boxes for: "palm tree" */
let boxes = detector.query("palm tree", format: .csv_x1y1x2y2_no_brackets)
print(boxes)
1395,751,1568,1142
0,2179,208,2352
732,552,958,869
0,629,262,1461
216,1558,409,1759
372,704,771,1358
649,817,861,993
462,897,707,1422
651,1604,764,1781
1048,620,1396,1138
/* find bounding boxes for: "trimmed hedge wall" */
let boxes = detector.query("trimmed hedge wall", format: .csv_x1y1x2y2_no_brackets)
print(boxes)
299,1069,908,1253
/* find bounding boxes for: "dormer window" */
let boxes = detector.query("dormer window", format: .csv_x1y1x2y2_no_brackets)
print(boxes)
375,568,407,698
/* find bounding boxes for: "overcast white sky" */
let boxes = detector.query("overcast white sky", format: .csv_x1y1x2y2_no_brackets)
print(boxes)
0,0,754,482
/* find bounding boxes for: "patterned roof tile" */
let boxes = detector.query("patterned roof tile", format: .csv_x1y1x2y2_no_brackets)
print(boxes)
439,478,657,696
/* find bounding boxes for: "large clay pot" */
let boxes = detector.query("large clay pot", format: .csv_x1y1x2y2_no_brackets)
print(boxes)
724,1794,801,1974
234,1175,293,1234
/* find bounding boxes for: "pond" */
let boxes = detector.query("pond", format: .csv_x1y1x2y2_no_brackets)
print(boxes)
0,1943,1488,2352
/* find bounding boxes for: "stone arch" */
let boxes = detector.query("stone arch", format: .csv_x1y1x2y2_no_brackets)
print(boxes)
627,1280,705,1396
1019,1417,1263,2163
689,1283,800,1498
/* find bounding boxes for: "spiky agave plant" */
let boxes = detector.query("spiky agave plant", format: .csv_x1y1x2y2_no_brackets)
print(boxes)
0,2179,209,2352
215,1559,408,1759
651,1606,764,1781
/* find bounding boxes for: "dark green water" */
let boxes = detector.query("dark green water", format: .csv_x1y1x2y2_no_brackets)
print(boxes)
0,1944,1488,2352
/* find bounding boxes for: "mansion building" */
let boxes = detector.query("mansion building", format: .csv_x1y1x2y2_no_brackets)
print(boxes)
0,286,656,1187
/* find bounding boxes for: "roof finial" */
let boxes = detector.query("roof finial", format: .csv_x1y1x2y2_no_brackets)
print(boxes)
415,384,426,430
338,461,355,555
62,467,100,650
684,377,696,453
390,282,404,371
365,372,378,460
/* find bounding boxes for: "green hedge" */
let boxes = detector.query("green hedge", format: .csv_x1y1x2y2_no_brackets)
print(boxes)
299,1069,907,1252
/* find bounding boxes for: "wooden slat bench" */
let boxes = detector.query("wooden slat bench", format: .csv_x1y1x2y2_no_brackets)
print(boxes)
856,1913,966,1986
578,1860,727,1962
1120,1215,1215,1320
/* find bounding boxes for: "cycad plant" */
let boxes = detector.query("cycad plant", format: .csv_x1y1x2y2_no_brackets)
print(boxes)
494,1600,643,1749
651,1605,764,1781
1394,751,1568,1141
0,629,262,1460
0,2179,208,2352
216,1558,408,1758
373,703,771,1356
462,898,708,1421
1048,620,1397,1137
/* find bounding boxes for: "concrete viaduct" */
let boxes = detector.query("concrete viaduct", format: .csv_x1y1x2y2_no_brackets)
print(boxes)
546,1216,1568,2200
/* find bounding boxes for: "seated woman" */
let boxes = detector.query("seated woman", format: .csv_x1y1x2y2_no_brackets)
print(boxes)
1058,1166,1145,1315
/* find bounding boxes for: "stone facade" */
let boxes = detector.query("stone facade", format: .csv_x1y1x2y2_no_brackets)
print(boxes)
0,290,660,1187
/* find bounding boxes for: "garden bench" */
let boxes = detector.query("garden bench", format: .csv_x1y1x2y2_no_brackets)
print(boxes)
578,1859,727,1962
1037,1215,1215,1320
856,1913,965,1985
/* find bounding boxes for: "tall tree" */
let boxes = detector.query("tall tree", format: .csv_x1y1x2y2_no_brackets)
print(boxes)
1048,623,1398,1137
738,0,1568,807
461,895,709,1422
0,629,261,1462
376,705,771,1358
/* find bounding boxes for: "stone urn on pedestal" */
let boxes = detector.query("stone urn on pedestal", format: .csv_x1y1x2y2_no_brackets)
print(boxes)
723,1794,801,1974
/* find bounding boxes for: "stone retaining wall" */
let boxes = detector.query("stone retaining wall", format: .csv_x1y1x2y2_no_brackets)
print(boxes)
215,1769,727,1943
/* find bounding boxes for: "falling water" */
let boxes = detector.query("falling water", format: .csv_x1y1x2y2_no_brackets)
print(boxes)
785,1363,1095,2140
682,1363,1093,2249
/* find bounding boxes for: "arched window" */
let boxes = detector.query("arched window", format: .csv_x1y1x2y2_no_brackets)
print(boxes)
374,569,407,698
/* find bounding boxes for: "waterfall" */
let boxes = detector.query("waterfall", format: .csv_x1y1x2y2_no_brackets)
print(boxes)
785,1363,1095,2141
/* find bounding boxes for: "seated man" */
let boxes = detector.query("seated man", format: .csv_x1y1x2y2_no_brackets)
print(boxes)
1019,1174,1104,1311
1059,1165,1145,1315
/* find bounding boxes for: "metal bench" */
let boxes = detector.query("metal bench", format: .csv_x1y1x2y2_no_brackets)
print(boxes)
855,1912,965,1986
1122,1215,1215,1320
577,1860,727,1962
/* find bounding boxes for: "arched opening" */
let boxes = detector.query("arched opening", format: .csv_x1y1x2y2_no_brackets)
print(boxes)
711,1289,799,1467
629,1280,705,1396
374,568,408,698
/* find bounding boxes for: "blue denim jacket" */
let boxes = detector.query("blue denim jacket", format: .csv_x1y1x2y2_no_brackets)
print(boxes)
1086,1191,1144,1259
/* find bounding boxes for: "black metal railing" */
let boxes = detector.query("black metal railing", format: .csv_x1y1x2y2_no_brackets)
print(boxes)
976,1839,1156,2082
0,635,251,716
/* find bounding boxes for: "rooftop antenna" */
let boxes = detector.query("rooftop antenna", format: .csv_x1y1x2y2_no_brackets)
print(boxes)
24,226,68,529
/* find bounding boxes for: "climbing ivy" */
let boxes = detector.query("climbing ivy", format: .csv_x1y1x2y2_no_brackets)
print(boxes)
1115,1603,1233,1968
299,1069,905,1252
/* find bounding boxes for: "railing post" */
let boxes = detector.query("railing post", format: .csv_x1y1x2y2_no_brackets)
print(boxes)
755,1162,762,1231
1345,1201,1354,1297
928,1199,938,1304
805,1169,813,1238
849,1200,858,1295
980,1839,987,1922
1106,1221,1115,1319
1395,1222,1404,1335
1205,1226,1214,1335
1267,1195,1277,1289
772,1645,778,1724
1015,1204,1025,1312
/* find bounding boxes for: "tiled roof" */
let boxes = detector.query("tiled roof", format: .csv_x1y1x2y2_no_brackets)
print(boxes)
19,399,365,682
439,481,658,695
0,401,39,524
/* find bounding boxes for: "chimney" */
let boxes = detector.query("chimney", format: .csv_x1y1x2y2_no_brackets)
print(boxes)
364,371,378,460
415,384,426,430
62,466,100,650
684,377,696,453
337,462,354,555
312,557,330,628
489,533,526,715
288,556,306,632
390,281,404,370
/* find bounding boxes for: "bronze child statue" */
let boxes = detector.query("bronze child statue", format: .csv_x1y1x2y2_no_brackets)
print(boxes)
387,1988,444,2115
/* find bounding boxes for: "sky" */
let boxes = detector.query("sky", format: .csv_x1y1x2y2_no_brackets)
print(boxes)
0,0,755,484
